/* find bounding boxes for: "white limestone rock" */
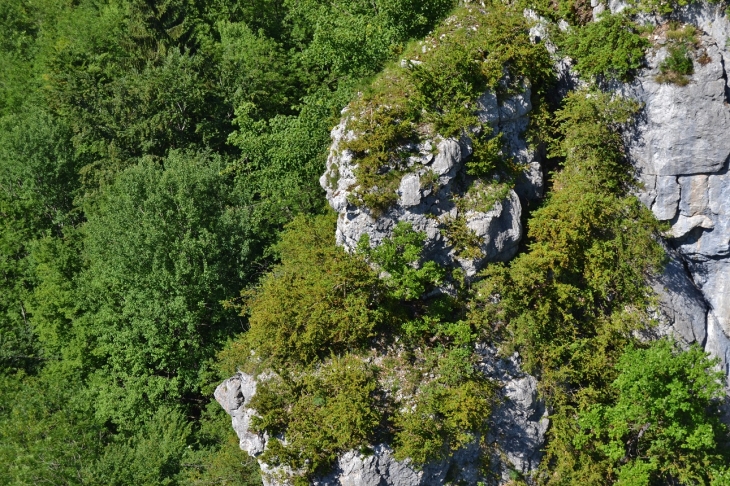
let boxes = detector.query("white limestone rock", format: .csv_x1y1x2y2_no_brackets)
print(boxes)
478,345,549,481
646,247,708,346
668,214,715,239
624,38,730,177
313,445,451,486
216,360,548,486
320,88,542,279
652,175,680,221
622,21,730,400
214,373,266,456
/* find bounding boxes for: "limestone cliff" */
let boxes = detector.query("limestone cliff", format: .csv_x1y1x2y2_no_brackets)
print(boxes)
217,3,730,484
615,2,730,388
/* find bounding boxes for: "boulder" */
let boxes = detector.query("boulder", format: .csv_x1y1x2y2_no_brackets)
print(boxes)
320,87,542,279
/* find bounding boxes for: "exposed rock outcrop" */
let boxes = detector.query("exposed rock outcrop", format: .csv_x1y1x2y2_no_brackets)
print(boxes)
218,6,730,485
319,87,542,278
215,350,549,486
618,10,730,389
478,345,549,480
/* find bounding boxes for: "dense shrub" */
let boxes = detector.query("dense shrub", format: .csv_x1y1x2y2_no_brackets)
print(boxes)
467,91,669,483
561,12,649,81
392,347,494,464
3,0,729,483
573,340,730,484
358,222,445,301
251,355,381,477
221,212,498,476
239,213,386,368
0,0,459,481
342,3,553,213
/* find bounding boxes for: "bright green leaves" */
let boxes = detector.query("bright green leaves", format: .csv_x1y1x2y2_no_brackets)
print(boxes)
0,108,82,373
359,222,444,301
252,355,381,475
92,406,193,486
574,340,730,485
659,44,694,83
241,213,385,368
561,13,649,82
218,21,296,120
655,23,699,86
0,0,465,484
79,150,257,427
0,365,114,485
465,133,505,177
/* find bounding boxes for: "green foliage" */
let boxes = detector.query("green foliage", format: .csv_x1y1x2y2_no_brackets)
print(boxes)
77,151,258,427
468,91,667,483
240,213,385,368
465,133,506,177
92,406,193,486
2,0,729,482
224,0,459,219
635,0,723,16
574,340,730,484
665,22,699,44
252,355,381,477
392,347,494,465
656,23,697,86
182,400,262,486
227,86,356,226
0,370,105,485
359,222,445,301
343,3,553,213
0,107,82,373
0,0,462,483
440,214,485,260
561,13,649,81
456,179,514,215
284,0,455,80
218,21,297,121
224,215,490,471
657,45,694,85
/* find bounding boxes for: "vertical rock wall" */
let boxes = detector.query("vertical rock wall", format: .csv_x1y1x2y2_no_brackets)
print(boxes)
614,6,730,385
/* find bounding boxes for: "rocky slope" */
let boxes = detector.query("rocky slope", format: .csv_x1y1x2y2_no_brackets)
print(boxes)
216,41,551,485
217,3,730,484
616,2,730,387
215,348,549,486
319,88,542,277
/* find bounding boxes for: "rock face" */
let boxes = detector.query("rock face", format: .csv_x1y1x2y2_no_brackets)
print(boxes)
319,88,542,278
214,373,266,456
215,351,549,486
477,345,549,480
618,8,730,387
219,7,730,485
219,57,552,486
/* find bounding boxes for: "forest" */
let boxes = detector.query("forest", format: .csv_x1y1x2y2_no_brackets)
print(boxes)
1,0,729,485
